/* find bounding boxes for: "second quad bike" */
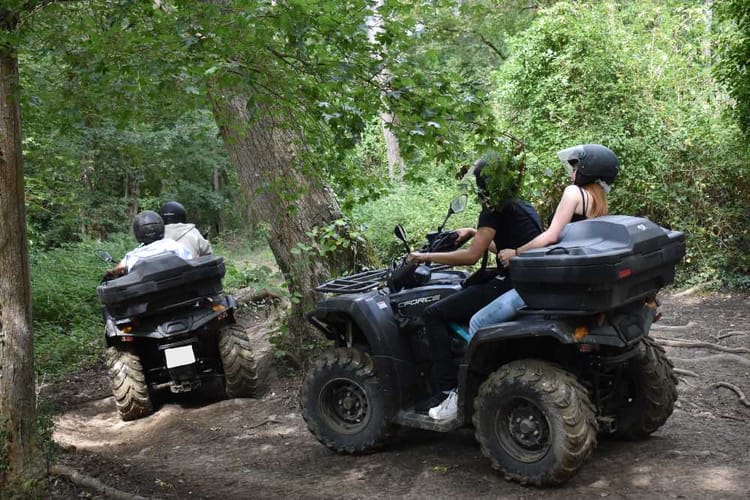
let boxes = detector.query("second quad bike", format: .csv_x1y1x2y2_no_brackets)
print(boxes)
96,252,259,421
301,195,685,486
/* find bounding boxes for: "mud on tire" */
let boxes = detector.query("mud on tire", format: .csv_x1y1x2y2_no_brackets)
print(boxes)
473,359,598,487
218,324,259,398
301,348,393,454
105,345,153,421
610,336,678,440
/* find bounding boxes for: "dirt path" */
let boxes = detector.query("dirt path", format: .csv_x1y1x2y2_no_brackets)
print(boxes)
47,291,750,499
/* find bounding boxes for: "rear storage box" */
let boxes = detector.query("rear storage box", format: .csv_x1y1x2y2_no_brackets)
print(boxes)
509,216,685,312
97,254,225,318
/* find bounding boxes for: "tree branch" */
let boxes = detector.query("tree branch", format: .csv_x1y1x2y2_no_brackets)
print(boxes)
475,32,506,60
50,465,148,500
651,336,750,354
712,382,750,408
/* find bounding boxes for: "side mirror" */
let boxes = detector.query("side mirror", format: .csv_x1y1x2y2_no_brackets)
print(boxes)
96,250,114,264
450,193,468,214
394,224,407,242
394,224,410,254
438,193,469,232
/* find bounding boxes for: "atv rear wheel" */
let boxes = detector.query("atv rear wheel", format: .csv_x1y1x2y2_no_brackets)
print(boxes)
105,345,153,421
218,324,259,398
473,359,598,486
301,348,393,454
609,337,678,440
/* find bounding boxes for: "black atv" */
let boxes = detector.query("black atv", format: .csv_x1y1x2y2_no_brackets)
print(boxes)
96,252,259,421
301,196,685,486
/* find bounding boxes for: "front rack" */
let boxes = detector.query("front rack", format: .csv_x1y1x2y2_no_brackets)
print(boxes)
315,268,390,294
315,264,458,294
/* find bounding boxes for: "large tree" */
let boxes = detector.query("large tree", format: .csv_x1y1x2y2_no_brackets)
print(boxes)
714,0,750,133
0,2,42,492
26,0,501,339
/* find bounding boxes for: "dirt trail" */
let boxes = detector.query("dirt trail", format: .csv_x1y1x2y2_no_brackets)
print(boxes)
47,291,750,499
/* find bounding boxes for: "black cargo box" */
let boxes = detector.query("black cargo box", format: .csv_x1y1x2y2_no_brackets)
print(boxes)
97,254,225,318
509,216,685,312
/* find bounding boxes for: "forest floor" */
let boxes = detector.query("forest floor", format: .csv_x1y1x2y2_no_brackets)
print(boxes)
43,290,750,499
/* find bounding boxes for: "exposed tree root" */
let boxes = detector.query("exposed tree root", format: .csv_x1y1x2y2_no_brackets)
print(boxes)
667,450,728,459
716,331,747,341
650,321,696,331
652,337,750,354
672,282,717,297
246,418,281,431
234,286,285,306
671,354,750,368
50,464,149,500
718,413,747,422
673,368,699,378
712,382,750,408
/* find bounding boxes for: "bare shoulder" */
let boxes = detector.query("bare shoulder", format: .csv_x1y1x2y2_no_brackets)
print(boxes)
558,185,582,206
562,184,580,198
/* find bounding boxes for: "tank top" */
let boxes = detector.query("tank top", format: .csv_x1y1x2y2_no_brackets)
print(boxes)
570,186,589,222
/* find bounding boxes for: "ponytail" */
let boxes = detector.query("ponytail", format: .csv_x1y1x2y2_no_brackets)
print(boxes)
583,183,609,218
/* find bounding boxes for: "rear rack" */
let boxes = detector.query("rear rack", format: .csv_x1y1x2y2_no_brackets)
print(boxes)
315,268,390,294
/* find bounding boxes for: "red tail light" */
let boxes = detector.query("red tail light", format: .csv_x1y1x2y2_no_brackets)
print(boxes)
617,268,632,279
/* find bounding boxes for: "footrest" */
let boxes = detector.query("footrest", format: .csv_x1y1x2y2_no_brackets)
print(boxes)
394,409,461,432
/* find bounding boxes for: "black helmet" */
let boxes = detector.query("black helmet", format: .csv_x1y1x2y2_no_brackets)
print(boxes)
557,144,619,188
159,201,187,224
133,210,165,244
472,158,490,194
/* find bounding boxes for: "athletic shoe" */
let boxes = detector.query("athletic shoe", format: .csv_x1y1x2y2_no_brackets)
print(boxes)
415,392,448,413
428,389,457,421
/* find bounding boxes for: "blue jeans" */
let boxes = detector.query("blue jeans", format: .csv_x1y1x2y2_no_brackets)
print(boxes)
468,288,525,338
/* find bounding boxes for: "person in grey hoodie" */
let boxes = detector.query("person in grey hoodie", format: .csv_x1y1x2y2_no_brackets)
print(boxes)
159,201,213,257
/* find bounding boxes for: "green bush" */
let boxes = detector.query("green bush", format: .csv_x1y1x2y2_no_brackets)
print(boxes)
350,179,480,263
31,234,133,377
491,1,750,285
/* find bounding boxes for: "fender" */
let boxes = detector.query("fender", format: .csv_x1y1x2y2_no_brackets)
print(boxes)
456,317,631,423
310,290,409,359
309,289,413,415
469,316,631,351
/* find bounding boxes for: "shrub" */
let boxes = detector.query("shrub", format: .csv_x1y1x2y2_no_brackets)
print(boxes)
31,234,133,377
350,179,480,263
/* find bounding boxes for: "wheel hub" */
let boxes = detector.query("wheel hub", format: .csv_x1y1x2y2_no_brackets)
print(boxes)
511,409,545,448
496,397,551,463
320,378,371,434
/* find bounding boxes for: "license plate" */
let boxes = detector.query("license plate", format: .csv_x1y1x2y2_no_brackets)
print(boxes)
164,345,196,368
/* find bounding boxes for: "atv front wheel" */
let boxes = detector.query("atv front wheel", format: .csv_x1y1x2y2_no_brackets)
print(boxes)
473,359,598,486
105,345,153,421
218,324,259,398
610,337,678,440
301,348,393,454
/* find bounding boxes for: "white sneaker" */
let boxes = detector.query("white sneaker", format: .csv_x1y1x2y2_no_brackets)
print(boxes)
428,390,458,421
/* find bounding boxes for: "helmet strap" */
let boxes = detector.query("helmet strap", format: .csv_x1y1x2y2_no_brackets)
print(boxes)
596,179,611,193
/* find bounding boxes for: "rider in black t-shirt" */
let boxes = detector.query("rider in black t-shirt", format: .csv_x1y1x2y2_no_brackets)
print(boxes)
407,160,542,416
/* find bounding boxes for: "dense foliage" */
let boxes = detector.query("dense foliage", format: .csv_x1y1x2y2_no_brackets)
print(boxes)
8,0,749,380
489,1,749,284
714,0,750,134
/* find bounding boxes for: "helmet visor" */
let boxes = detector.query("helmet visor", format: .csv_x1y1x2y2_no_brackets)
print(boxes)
556,146,586,175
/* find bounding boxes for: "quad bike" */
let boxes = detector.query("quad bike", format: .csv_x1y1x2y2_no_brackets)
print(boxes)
96,252,259,421
301,195,685,486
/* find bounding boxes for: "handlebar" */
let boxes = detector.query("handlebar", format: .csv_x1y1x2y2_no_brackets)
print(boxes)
422,230,462,253
389,229,466,292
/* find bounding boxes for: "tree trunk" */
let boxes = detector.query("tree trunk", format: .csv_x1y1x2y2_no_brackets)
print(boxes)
369,2,405,181
212,167,224,236
380,112,405,181
210,91,370,353
0,31,42,491
124,174,139,219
